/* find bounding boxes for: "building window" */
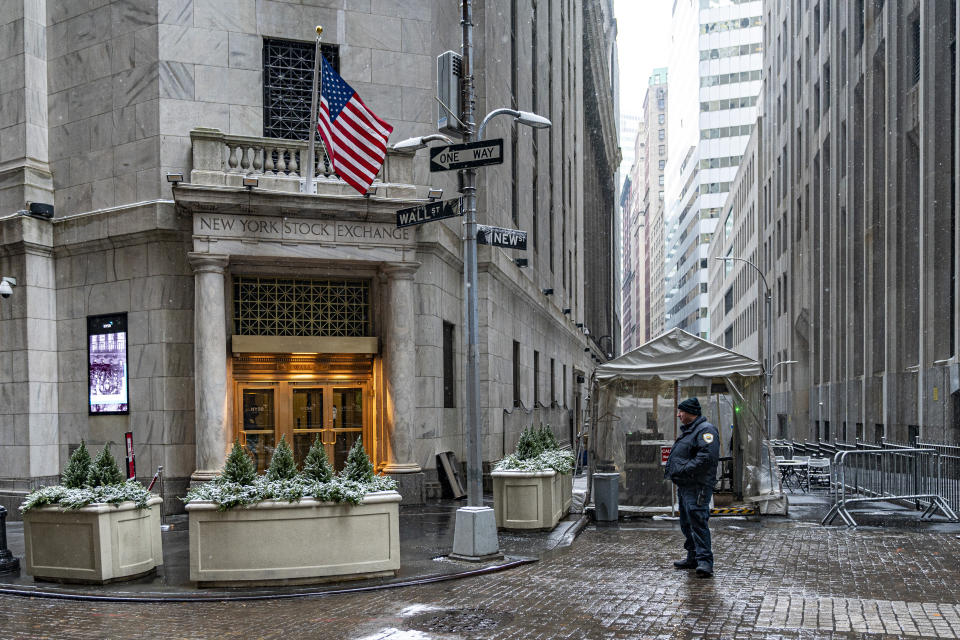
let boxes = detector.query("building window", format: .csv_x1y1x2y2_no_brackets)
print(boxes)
658,145,665,156
550,358,556,404
658,174,665,186
724,288,733,314
443,321,456,408
658,113,665,124
513,340,521,407
658,128,665,140
724,326,733,349
233,277,368,337
658,160,665,170
533,350,540,406
262,38,340,140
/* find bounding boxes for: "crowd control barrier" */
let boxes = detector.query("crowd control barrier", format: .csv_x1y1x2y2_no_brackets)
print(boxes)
822,448,959,526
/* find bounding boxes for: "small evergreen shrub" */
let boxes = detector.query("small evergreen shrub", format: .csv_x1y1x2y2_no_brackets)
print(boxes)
87,443,123,487
221,439,257,485
266,434,298,482
183,435,397,510
21,442,152,512
515,427,542,460
495,424,574,474
61,441,92,489
341,436,374,483
301,434,333,483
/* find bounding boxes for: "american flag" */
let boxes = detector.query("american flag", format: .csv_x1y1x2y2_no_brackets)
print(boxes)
317,55,393,195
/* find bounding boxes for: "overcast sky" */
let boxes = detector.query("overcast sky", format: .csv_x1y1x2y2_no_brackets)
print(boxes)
615,0,673,119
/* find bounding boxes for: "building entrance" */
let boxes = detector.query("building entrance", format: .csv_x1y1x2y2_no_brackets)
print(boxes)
233,354,374,473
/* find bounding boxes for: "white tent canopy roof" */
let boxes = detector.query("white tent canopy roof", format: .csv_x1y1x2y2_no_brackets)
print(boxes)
595,328,763,381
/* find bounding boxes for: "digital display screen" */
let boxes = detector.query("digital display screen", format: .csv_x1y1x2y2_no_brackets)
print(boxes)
88,313,129,414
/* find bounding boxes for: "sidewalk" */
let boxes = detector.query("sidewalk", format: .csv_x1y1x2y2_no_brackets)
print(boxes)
0,496,588,602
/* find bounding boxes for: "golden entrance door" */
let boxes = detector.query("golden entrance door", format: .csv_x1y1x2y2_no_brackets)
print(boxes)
237,380,371,474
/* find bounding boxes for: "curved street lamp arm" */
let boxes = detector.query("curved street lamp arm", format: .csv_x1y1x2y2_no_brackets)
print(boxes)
716,256,770,297
478,108,522,140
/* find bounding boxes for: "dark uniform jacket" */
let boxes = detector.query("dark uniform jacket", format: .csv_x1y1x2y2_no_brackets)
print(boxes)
664,415,721,488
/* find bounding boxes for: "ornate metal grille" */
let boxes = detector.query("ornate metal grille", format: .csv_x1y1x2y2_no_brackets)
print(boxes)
233,277,370,337
263,39,340,141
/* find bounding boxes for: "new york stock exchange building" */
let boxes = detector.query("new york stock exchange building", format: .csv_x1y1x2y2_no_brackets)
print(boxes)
0,1,620,516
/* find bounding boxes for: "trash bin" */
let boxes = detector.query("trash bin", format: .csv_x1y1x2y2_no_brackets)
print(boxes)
593,472,619,522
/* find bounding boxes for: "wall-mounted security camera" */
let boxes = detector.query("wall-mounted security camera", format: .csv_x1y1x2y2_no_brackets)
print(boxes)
0,277,16,299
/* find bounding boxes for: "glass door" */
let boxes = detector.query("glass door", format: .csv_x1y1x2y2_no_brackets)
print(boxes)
239,386,277,473
330,387,364,471
288,383,368,472
292,387,325,466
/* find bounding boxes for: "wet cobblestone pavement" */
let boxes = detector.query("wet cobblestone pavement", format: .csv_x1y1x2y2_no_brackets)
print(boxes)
3,512,960,639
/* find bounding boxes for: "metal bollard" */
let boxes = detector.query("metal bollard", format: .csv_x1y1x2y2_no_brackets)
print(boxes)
0,505,20,575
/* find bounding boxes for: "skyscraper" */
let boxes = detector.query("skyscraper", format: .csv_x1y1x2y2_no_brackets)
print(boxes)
663,0,763,338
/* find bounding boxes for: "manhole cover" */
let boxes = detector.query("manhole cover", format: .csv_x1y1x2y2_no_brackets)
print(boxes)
406,608,513,633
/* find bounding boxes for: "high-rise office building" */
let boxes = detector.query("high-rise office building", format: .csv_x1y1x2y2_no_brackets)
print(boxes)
621,69,668,352
663,0,763,338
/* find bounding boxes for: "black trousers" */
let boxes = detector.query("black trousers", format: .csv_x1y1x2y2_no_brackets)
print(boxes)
677,484,713,569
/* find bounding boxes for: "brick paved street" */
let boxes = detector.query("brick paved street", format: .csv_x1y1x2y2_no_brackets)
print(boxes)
3,516,960,639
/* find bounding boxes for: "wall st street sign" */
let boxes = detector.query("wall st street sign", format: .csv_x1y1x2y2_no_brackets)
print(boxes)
476,224,527,250
429,139,504,172
396,197,463,228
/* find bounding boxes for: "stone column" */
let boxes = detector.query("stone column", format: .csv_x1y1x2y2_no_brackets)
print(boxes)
188,253,230,482
380,262,422,486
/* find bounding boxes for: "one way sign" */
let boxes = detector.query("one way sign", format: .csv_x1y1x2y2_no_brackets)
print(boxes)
476,224,527,250
429,139,504,172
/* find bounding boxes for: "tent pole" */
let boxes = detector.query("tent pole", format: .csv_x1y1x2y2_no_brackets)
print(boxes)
672,380,678,517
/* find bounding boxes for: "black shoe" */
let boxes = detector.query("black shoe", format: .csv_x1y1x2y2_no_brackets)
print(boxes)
695,563,713,578
673,558,697,569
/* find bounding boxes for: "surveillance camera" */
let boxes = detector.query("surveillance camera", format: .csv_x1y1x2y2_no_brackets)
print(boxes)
0,277,15,299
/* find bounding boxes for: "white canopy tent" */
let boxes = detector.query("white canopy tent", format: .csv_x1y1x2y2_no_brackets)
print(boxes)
589,329,780,509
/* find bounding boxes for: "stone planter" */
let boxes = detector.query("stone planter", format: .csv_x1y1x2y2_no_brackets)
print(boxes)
22,497,163,584
492,470,573,530
186,490,402,587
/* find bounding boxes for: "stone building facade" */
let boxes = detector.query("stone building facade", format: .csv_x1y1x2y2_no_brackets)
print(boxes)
0,0,618,516
760,0,960,443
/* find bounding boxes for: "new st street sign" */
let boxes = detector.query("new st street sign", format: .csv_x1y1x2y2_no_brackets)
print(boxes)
396,197,463,228
477,224,527,250
429,139,504,172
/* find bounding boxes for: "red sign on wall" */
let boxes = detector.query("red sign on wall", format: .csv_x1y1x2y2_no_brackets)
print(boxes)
660,446,672,466
124,431,136,479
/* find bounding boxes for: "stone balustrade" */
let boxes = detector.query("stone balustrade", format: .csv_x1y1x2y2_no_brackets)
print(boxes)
189,128,416,198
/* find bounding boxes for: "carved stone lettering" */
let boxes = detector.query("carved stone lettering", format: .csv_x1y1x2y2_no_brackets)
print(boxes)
194,214,413,246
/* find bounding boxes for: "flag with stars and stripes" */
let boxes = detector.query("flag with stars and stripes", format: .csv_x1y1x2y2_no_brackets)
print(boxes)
317,55,393,195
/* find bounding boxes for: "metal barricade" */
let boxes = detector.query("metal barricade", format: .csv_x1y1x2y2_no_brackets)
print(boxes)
822,448,960,526
917,441,960,514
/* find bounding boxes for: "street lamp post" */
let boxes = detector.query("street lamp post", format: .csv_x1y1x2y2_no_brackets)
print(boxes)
716,257,772,439
446,0,551,560
391,2,551,559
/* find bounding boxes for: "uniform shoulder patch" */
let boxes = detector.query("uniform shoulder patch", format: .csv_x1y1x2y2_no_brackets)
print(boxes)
702,432,715,443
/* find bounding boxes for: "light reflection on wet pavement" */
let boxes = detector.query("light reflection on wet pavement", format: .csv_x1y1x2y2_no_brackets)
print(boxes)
3,506,960,639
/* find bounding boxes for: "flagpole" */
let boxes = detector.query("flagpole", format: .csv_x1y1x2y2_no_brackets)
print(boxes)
303,25,323,195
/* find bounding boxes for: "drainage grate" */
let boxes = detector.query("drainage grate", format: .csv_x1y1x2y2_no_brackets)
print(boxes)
406,608,513,634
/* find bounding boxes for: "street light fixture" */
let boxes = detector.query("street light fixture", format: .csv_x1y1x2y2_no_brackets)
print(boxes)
389,133,455,152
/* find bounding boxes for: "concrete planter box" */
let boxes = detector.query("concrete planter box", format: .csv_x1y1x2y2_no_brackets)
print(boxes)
22,497,163,584
492,470,573,530
186,490,402,587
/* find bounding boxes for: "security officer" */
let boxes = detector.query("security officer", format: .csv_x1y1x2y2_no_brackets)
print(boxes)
664,397,720,577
